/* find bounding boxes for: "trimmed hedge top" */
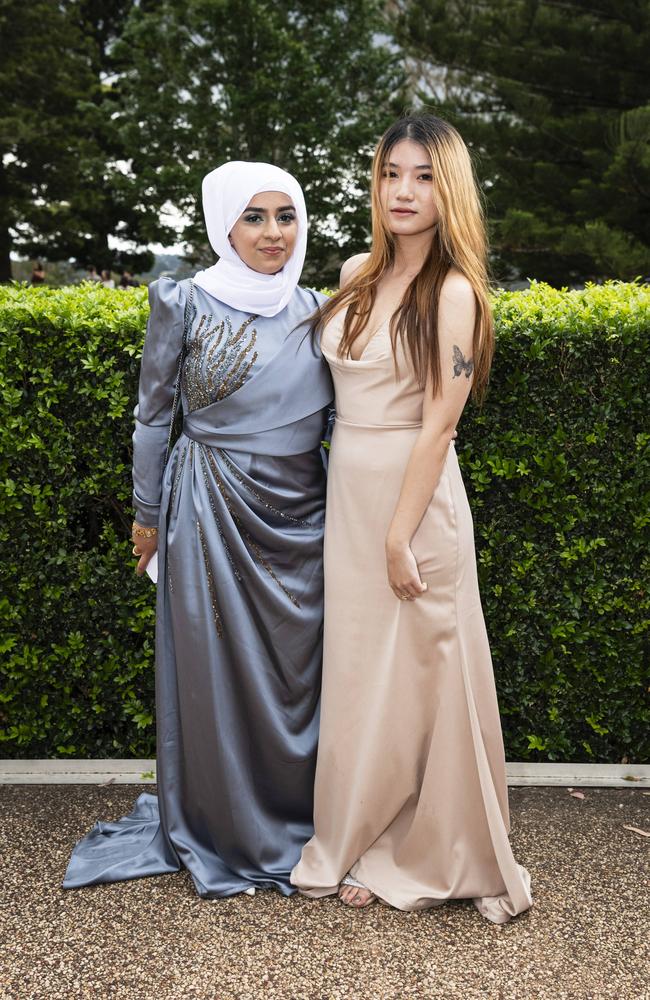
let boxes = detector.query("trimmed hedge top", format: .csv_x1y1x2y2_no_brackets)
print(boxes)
1,279,648,761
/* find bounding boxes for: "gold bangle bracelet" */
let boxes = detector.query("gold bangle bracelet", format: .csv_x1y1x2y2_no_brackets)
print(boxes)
132,525,158,539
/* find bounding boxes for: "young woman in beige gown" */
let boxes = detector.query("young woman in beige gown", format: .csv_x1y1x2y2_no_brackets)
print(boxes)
291,114,532,923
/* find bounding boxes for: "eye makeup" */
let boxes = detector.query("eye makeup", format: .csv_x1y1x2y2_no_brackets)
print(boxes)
243,205,296,224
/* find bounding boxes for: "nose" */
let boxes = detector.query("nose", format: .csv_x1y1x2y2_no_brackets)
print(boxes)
263,217,282,241
395,175,415,201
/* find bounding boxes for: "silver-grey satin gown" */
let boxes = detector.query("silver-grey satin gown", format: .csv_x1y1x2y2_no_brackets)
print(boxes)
63,277,333,897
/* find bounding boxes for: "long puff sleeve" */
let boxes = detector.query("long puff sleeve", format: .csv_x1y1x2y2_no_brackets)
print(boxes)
132,277,186,526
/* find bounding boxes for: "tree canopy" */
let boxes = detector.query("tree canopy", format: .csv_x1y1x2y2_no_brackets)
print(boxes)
0,0,157,282
396,0,650,284
1,0,404,284
111,0,404,284
0,0,92,281
4,0,650,284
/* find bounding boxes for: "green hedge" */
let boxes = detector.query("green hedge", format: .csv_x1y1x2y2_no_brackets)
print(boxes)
0,280,648,762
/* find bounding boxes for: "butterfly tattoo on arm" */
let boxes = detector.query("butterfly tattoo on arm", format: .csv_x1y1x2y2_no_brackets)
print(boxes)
452,344,474,380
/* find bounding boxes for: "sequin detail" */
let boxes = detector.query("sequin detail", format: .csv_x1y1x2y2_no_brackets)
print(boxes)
198,447,242,582
166,446,189,593
197,520,223,638
170,444,188,512
202,445,301,608
182,313,258,412
218,448,310,528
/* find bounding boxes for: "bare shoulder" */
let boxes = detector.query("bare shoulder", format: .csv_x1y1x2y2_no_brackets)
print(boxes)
339,252,370,288
437,269,476,354
439,268,476,311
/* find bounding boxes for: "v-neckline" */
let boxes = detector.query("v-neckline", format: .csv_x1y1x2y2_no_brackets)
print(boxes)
348,319,389,362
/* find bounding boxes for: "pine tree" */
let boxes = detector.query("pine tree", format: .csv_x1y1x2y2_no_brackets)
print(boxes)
395,0,650,283
0,0,89,280
0,0,158,281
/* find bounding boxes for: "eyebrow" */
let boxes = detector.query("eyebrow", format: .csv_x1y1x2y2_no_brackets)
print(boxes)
387,162,432,170
244,205,295,213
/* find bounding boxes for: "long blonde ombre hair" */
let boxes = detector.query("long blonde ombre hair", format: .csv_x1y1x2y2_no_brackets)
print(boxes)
317,114,494,400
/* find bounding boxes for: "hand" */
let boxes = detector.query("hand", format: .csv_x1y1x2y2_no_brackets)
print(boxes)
131,523,158,577
385,541,427,601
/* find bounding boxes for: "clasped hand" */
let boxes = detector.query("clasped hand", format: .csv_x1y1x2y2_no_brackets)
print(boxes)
386,541,427,602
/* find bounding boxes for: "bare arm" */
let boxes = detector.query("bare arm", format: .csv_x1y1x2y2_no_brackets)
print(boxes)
385,271,477,600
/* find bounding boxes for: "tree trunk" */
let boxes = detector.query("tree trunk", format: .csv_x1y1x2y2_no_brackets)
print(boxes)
0,237,12,282
0,160,13,282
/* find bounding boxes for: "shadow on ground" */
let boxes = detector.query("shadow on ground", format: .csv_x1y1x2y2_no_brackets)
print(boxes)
0,785,647,1000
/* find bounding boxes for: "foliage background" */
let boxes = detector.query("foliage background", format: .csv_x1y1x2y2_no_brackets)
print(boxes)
3,0,649,286
1,282,648,762
1,0,404,286
397,0,650,285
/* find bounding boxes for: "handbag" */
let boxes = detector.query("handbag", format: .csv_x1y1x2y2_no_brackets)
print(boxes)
163,278,195,469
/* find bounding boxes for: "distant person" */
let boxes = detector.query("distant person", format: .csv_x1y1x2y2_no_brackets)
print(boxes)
86,265,101,282
100,269,115,289
119,270,139,288
31,261,46,285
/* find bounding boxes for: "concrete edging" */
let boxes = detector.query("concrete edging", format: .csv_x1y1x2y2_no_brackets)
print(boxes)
0,759,648,787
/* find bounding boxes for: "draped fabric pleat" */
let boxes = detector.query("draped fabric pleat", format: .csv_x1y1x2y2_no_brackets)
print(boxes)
64,279,333,897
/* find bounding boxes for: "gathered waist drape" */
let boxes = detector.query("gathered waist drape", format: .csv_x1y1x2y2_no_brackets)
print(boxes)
182,407,328,458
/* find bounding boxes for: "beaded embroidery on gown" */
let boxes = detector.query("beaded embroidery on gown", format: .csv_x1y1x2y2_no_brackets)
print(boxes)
64,277,333,897
291,310,532,923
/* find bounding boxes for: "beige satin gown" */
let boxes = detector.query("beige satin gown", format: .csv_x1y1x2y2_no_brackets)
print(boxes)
291,310,532,923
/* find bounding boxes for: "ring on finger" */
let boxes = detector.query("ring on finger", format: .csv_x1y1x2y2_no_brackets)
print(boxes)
132,545,142,557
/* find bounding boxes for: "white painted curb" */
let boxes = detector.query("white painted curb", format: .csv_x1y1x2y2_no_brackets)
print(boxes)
0,759,157,784
505,762,648,787
0,759,648,787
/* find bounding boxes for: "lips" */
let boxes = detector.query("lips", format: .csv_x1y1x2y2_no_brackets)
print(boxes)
260,247,284,255
391,208,416,216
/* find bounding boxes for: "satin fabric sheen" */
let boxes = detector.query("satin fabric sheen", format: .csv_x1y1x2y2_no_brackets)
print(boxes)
291,312,532,923
63,278,333,897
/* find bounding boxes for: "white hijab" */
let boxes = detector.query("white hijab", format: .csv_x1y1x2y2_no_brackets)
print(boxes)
193,160,308,317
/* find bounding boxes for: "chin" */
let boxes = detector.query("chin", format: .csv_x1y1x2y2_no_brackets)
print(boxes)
259,254,287,271
389,219,437,238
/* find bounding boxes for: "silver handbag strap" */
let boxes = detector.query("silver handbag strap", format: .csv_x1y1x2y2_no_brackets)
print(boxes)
164,279,194,469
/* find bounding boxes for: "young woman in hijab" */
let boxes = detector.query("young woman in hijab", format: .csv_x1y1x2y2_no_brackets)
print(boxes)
291,115,532,923
63,162,333,899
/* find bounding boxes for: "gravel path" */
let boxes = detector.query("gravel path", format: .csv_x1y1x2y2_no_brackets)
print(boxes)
0,784,647,1000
